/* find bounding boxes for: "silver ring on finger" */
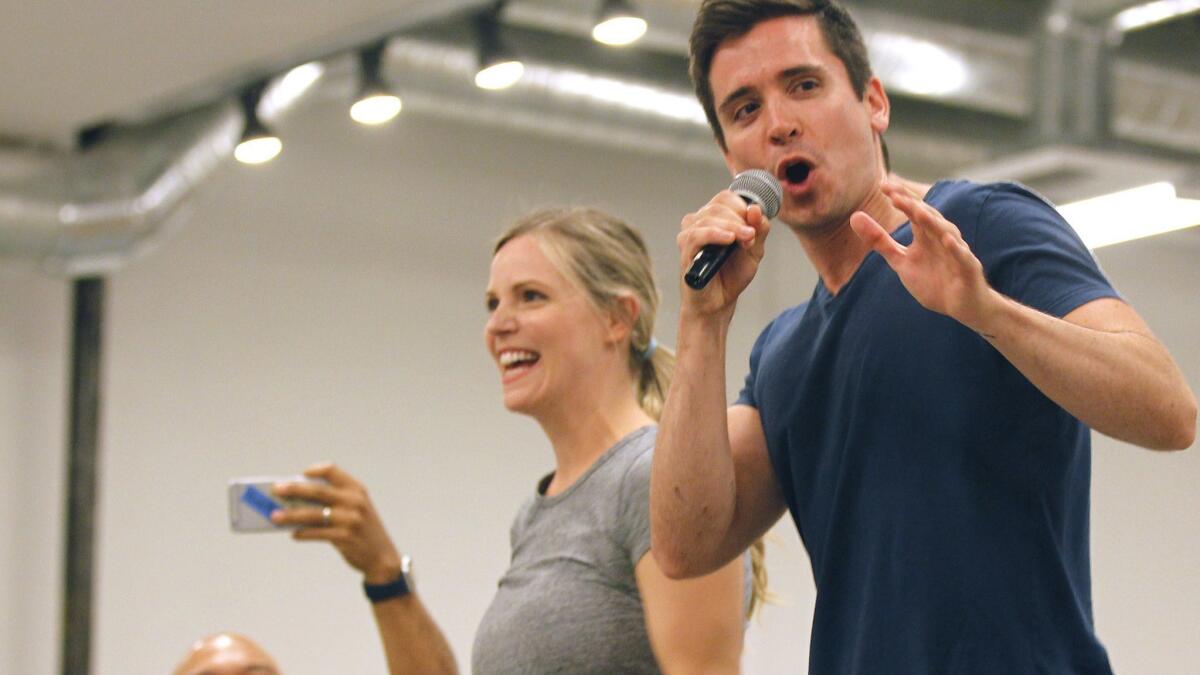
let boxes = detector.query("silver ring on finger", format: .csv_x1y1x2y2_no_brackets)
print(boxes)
321,505,333,527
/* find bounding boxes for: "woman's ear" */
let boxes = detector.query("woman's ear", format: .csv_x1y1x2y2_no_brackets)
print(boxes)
606,294,640,345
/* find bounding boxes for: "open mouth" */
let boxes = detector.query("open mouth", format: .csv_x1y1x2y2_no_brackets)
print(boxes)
499,349,540,375
783,160,812,186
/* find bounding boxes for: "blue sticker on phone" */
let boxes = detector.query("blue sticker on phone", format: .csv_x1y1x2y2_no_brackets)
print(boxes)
240,484,281,520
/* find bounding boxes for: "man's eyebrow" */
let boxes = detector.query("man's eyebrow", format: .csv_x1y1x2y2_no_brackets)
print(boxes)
717,64,827,116
777,64,825,81
718,85,756,117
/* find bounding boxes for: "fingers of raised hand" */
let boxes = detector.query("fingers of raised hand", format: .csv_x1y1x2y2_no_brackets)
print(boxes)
850,211,905,265
943,232,979,269
885,189,963,247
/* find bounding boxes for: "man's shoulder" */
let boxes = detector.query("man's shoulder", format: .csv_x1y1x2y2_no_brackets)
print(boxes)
929,178,1057,214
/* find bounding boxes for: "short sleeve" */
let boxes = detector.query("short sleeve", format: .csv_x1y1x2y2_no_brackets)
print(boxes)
735,317,777,409
974,183,1120,319
617,446,654,566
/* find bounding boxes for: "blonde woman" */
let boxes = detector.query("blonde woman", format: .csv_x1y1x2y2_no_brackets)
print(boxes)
274,207,765,673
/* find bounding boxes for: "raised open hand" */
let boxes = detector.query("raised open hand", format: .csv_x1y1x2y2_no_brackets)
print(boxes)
849,179,996,332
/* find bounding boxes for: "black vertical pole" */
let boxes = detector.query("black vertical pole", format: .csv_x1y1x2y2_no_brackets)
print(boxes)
61,276,105,675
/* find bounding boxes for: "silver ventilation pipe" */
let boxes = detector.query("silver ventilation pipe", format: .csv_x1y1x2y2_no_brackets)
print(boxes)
0,101,242,277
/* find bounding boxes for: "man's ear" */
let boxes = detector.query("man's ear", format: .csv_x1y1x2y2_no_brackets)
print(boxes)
865,75,890,135
606,294,640,345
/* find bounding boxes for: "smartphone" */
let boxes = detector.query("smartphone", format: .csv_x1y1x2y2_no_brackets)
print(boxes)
228,476,324,533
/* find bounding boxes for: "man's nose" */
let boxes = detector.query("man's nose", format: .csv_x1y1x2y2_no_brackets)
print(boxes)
765,99,800,145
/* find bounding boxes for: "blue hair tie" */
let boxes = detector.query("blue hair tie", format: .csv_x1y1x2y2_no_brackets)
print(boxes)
641,337,658,361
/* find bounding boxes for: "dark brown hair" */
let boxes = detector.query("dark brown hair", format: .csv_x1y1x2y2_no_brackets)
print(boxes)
689,0,873,150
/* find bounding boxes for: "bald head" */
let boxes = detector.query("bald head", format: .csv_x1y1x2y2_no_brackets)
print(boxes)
172,632,280,675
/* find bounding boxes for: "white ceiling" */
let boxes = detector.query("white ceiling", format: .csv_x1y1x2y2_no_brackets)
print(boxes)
0,0,1162,145
0,0,1196,202
0,0,487,146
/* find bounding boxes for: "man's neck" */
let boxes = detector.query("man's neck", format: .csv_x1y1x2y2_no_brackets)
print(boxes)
797,174,931,295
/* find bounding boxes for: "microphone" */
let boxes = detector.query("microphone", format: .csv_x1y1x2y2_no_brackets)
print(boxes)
684,169,783,290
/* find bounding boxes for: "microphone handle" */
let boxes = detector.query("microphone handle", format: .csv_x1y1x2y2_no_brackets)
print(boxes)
684,193,758,290
684,243,735,290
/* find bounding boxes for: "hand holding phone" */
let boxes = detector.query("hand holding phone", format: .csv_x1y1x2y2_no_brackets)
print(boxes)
228,476,324,532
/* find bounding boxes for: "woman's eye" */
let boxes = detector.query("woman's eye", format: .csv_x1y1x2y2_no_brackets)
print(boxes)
522,289,545,302
485,297,499,312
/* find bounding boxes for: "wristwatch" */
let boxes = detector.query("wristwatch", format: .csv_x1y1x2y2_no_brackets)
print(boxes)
363,555,415,603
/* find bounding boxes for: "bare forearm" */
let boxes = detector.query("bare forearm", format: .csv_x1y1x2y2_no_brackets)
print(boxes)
652,310,739,577
976,293,1197,450
371,595,458,675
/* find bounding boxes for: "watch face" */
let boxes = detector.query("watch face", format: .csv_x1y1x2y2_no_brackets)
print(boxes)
400,555,415,588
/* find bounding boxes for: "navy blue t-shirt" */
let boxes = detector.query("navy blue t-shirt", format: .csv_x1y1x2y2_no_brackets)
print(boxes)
738,180,1120,674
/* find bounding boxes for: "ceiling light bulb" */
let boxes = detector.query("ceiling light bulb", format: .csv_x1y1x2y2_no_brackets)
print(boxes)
350,94,402,125
475,60,524,90
593,16,647,46
236,81,282,165
235,135,282,164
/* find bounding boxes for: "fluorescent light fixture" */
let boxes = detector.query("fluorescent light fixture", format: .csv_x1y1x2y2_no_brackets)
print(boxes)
869,32,968,96
1112,0,1200,32
593,0,647,46
1057,182,1200,248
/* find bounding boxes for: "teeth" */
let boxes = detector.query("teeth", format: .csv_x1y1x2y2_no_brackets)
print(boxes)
499,350,539,367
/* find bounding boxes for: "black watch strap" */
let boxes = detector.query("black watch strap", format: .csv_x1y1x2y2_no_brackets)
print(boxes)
363,555,413,603
363,575,410,603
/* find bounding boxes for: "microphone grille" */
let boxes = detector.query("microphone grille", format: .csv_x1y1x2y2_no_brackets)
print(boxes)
731,169,783,219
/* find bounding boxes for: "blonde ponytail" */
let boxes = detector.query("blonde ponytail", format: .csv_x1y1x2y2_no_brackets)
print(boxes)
747,539,771,618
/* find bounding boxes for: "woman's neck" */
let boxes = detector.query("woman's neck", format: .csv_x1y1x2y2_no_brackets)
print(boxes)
536,387,653,497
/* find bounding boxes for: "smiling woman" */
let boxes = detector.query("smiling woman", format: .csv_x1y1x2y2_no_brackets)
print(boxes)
272,206,767,674
486,208,671,424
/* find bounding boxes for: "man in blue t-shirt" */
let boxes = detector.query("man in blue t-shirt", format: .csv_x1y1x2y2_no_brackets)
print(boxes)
649,1,1197,673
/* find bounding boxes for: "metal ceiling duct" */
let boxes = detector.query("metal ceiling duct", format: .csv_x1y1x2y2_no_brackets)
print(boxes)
0,102,241,277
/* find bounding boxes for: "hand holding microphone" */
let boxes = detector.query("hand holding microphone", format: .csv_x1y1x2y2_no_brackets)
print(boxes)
684,169,783,290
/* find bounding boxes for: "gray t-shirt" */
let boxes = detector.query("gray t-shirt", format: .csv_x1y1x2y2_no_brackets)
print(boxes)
471,425,663,674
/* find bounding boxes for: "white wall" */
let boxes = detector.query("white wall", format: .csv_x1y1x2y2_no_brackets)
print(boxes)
1,97,1197,673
